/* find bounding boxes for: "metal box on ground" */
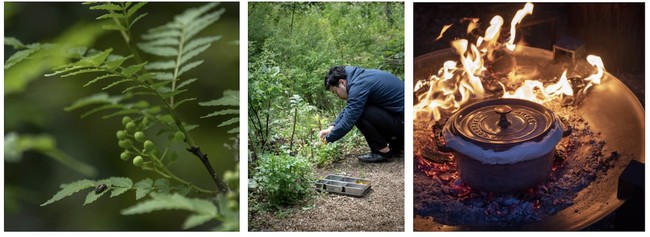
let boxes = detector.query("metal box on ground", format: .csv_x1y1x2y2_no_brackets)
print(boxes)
315,174,371,197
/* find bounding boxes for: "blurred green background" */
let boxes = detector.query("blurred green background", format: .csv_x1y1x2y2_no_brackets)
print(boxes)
4,2,239,230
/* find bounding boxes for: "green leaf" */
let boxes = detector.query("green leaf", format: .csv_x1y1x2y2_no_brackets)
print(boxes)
111,187,130,198
4,37,26,48
179,44,210,65
126,2,147,18
218,117,239,127
89,3,122,11
185,8,225,40
102,78,132,90
199,90,239,106
5,22,105,95
78,48,113,67
177,60,203,77
183,214,215,230
121,193,217,216
83,73,122,87
129,13,149,29
176,78,197,89
96,13,123,21
103,55,133,70
4,46,41,69
84,188,109,205
121,193,192,215
138,3,224,99
59,68,105,78
200,109,238,118
183,36,222,54
227,127,239,134
141,37,179,47
145,60,176,70
80,104,123,118
109,177,133,198
110,177,133,188
122,62,147,76
172,98,197,109
153,72,174,81
64,93,123,111
134,178,154,200
141,30,181,40
154,178,171,194
41,180,95,206
137,44,177,57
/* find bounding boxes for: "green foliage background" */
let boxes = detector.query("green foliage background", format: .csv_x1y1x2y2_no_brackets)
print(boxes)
248,2,403,208
4,2,239,230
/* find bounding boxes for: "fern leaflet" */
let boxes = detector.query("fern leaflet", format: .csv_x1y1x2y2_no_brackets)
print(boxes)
138,2,225,108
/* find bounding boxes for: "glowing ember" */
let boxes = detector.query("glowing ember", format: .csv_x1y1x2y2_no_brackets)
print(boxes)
414,2,608,123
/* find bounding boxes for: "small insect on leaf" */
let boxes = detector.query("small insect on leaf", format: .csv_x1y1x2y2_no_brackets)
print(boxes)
95,184,108,194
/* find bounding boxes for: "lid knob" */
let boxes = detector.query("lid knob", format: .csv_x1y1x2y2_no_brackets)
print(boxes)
494,105,512,129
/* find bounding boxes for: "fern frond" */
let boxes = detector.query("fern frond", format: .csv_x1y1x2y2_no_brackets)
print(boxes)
87,2,148,43
4,38,52,70
200,90,239,134
64,93,126,112
5,37,26,49
138,3,224,108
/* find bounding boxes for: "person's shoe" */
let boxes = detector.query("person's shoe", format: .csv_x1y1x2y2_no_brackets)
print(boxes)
357,151,392,162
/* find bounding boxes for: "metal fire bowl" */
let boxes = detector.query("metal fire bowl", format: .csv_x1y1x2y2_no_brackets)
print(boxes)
413,46,645,231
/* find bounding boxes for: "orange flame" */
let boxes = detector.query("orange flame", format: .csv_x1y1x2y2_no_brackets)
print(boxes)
436,24,454,41
583,55,605,92
416,2,608,123
506,2,534,51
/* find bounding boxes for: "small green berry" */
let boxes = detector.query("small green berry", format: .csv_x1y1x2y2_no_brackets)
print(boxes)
173,131,185,141
133,156,144,167
122,116,132,126
126,121,137,132
120,151,131,161
134,131,146,142
118,139,133,149
116,130,127,140
143,140,155,151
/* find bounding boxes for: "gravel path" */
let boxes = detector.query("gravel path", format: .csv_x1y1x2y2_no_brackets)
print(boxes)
249,154,404,231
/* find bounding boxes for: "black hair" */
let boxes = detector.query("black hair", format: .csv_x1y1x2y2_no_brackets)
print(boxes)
324,66,347,90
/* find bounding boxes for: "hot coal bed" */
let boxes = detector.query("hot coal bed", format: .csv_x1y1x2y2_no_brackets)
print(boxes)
413,53,622,229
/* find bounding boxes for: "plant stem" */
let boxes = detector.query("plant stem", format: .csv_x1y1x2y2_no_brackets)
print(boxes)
112,10,227,194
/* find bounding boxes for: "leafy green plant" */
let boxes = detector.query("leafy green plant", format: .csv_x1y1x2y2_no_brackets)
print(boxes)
247,2,403,216
5,2,238,230
254,153,314,208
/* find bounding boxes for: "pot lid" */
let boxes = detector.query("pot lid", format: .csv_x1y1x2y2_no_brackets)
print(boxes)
452,98,555,146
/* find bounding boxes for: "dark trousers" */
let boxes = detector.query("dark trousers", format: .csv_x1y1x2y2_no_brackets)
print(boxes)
355,105,404,153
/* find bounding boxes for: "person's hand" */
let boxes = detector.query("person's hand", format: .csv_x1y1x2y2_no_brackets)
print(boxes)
318,126,334,144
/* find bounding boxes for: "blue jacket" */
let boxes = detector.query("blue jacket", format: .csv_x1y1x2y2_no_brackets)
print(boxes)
326,66,404,142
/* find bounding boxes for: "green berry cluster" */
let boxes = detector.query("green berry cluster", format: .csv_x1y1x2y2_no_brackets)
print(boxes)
116,116,157,168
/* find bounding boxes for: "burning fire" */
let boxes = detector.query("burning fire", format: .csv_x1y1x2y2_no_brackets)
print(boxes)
415,2,607,122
